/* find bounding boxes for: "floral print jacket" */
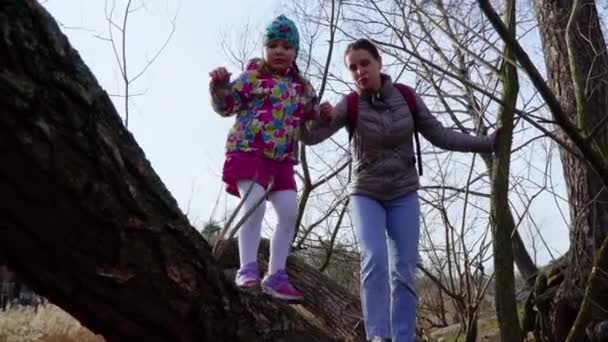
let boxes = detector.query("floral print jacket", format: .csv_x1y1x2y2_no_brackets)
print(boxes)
210,58,319,162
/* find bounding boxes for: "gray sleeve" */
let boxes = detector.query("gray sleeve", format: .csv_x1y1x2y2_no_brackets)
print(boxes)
413,94,494,153
300,95,349,146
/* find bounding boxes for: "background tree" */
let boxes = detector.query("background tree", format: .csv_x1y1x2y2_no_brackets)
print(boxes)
100,0,176,127
480,0,608,340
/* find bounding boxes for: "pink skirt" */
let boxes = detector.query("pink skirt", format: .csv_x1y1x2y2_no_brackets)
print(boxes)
222,152,297,197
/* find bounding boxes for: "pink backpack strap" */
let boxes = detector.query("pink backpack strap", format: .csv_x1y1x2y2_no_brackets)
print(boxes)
394,83,423,176
346,91,359,141
394,83,418,114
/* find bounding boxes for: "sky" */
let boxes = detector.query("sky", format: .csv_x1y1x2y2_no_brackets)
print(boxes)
42,0,283,227
39,0,575,267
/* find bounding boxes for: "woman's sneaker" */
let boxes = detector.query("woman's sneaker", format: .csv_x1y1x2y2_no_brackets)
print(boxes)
261,270,303,301
235,262,260,289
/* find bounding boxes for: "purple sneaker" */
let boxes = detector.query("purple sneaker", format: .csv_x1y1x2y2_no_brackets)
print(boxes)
235,262,260,289
261,270,303,301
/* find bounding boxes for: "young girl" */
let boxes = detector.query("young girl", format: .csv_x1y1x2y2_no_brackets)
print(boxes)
209,15,328,301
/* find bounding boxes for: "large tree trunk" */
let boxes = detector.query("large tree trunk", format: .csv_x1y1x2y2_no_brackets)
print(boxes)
532,0,608,340
0,1,350,341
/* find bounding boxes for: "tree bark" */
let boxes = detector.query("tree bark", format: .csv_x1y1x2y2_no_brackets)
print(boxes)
487,0,523,339
532,0,608,340
0,1,343,341
215,238,366,341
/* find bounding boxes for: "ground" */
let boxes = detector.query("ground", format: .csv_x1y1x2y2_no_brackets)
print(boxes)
0,304,504,342
0,305,103,342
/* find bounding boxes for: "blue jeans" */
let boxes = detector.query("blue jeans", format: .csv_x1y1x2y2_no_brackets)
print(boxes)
351,192,420,342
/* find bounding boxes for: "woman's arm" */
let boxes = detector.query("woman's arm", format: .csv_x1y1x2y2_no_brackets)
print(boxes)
413,93,496,153
300,96,349,145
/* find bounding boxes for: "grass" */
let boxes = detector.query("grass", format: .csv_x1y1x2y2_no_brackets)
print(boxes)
437,305,528,342
0,304,104,342
440,319,499,342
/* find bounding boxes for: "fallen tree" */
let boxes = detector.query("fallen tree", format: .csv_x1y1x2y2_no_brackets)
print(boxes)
0,1,362,341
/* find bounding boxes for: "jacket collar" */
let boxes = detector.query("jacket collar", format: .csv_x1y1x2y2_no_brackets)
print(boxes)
357,74,393,100
358,74,393,110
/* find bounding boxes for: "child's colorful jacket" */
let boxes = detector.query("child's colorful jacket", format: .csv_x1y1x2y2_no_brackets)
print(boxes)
210,58,318,162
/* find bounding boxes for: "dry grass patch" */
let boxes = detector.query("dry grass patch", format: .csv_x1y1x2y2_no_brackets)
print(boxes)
0,304,104,342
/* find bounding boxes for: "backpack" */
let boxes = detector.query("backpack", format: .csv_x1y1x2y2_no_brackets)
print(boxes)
345,83,423,175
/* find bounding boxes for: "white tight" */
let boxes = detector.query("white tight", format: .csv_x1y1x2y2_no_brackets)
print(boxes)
236,180,297,275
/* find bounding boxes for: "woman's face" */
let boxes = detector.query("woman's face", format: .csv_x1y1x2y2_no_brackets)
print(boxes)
345,49,382,91
264,39,296,71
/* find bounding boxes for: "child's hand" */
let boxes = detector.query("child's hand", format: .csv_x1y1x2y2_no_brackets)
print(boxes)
319,101,333,122
209,67,231,84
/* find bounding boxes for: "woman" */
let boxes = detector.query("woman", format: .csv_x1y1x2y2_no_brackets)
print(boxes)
300,38,497,342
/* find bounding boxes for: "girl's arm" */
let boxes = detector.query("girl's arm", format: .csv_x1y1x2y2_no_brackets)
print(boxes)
209,68,258,117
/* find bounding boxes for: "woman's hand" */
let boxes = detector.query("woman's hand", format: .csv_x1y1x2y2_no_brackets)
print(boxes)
209,67,231,84
491,125,503,152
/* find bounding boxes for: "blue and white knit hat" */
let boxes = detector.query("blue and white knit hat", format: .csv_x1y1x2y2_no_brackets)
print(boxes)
264,15,300,57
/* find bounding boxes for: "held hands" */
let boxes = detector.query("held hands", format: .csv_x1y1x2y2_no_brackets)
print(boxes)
209,67,231,85
319,101,333,122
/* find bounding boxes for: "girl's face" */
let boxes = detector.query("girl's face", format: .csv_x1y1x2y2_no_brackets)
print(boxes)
264,39,296,71
345,49,382,91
